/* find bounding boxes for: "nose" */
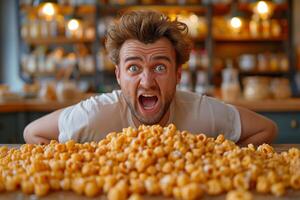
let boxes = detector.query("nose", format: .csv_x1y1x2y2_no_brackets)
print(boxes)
140,70,156,89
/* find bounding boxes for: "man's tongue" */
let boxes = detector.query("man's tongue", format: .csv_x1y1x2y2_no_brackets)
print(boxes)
140,96,157,110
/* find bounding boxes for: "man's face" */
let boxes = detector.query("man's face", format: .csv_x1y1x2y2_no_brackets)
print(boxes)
116,38,181,125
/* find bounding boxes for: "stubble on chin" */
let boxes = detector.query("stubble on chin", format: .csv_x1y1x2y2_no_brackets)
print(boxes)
121,92,171,125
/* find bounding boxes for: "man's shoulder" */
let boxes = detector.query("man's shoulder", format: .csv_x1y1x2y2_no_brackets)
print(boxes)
175,90,203,102
175,90,225,106
90,90,123,106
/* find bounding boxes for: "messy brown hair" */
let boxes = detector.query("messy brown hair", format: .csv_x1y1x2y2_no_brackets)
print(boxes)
105,10,192,67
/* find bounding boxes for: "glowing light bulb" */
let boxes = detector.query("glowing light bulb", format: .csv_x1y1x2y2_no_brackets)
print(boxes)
67,19,80,31
189,14,199,24
257,1,269,15
230,17,242,29
41,3,55,17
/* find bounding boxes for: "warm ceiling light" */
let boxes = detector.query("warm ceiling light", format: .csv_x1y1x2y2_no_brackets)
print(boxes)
230,17,242,29
257,1,269,15
40,2,56,19
253,0,273,19
189,14,199,24
67,19,80,31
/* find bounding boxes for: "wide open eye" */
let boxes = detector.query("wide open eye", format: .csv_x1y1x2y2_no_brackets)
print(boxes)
128,65,140,73
154,64,166,73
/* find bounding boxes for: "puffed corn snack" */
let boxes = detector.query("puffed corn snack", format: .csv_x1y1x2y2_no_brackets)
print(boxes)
0,124,300,200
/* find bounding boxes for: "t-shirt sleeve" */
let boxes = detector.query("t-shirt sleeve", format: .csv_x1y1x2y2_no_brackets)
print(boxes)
58,102,92,143
206,97,241,142
58,91,124,143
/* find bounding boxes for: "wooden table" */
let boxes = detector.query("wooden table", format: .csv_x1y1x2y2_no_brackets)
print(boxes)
225,98,300,112
1,144,300,200
0,97,300,113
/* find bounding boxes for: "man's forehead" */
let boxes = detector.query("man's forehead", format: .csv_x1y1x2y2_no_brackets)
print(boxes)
120,38,175,56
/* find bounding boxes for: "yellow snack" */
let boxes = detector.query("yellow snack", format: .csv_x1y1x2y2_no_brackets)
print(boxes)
84,181,99,197
21,180,34,194
181,183,203,200
0,124,300,199
108,186,127,200
226,189,253,200
34,183,50,197
256,176,270,193
271,182,286,197
128,193,143,200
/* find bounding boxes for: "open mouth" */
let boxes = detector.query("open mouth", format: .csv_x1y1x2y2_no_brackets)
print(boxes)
138,94,158,111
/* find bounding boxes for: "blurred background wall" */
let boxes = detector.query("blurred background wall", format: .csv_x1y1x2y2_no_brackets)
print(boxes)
0,0,23,91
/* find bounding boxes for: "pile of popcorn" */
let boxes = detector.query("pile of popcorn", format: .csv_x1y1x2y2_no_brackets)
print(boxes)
0,124,300,200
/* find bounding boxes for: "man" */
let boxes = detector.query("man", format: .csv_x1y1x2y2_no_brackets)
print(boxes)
24,10,277,146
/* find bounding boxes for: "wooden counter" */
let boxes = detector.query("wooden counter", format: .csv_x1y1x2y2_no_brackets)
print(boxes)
0,144,300,200
0,93,95,113
0,99,78,112
226,98,300,112
0,96,300,113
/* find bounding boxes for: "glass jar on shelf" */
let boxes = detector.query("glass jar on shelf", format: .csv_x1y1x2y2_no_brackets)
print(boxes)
270,78,291,99
269,54,279,71
84,23,95,40
249,17,259,37
257,53,269,72
221,64,241,102
48,19,58,38
21,19,30,39
29,19,40,38
262,19,271,38
271,19,282,37
279,54,289,72
243,76,271,101
40,20,49,38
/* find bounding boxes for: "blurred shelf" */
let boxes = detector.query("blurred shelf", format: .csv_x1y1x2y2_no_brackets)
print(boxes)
25,72,56,78
99,35,206,43
238,2,288,13
97,69,115,74
191,36,206,42
214,35,287,42
20,4,96,15
239,70,289,76
23,37,95,45
212,3,231,15
24,71,96,78
79,72,97,77
212,2,288,15
99,4,207,14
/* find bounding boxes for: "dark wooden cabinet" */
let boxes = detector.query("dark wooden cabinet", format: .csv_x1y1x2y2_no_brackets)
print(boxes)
0,113,19,143
0,111,49,144
261,112,300,143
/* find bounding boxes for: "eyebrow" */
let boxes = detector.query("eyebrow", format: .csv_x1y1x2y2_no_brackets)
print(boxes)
152,55,172,63
124,56,143,63
124,55,172,63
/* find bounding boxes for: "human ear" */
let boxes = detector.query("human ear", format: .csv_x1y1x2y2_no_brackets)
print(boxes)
115,65,121,85
176,65,182,84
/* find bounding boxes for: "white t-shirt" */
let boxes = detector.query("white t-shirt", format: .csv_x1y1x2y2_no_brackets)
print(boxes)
58,90,241,143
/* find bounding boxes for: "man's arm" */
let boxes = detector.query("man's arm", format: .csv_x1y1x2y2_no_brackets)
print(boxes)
236,106,278,146
23,109,64,144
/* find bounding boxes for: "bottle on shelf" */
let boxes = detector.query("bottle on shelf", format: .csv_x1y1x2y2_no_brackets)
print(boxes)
221,59,241,101
195,70,210,95
177,70,193,92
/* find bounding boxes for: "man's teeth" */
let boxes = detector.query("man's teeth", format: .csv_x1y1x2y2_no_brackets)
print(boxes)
142,94,155,97
144,106,154,110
